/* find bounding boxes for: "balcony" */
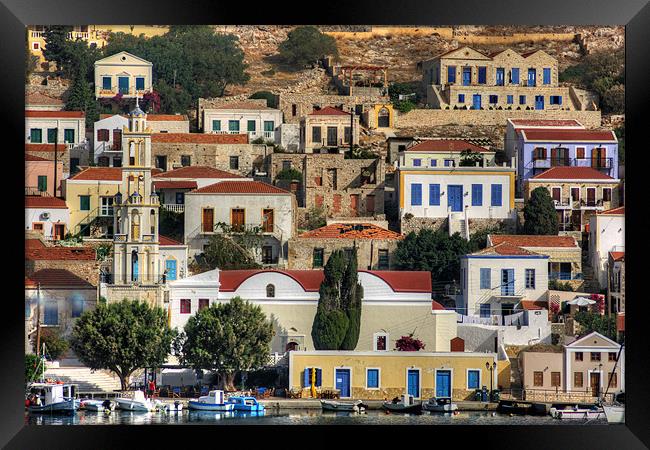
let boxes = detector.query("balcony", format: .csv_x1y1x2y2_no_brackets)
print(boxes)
579,199,605,210
114,234,127,242
553,199,572,209
95,143,122,154
530,157,614,174
25,186,51,197
98,87,151,98
161,204,185,213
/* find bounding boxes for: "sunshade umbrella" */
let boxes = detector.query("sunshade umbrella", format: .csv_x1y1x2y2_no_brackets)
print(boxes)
567,296,596,306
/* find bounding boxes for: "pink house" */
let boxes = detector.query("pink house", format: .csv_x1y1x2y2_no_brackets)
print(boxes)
26,154,63,197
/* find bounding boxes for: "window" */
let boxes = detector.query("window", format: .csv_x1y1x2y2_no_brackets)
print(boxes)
478,66,487,84
467,370,480,390
311,126,321,144
525,269,536,289
30,128,42,143
533,147,547,160
533,371,544,387
292,104,297,116
413,159,422,167
458,94,465,103
175,192,185,204
262,209,274,232
490,184,502,207
282,160,292,171
519,95,526,105
33,42,40,50
229,156,239,170
64,129,75,143
113,158,122,167
609,372,618,388
180,155,191,167
247,120,256,132
543,68,551,85
608,352,617,361
113,130,122,150
575,352,583,361
410,184,422,206
374,333,388,351
551,372,561,387
71,297,83,318
603,188,612,202
447,66,456,83
198,299,209,311
471,184,483,206
180,299,191,314
489,95,498,104
574,372,584,388
507,95,514,104
367,368,380,389
32,223,44,233
70,158,80,173
303,368,322,387
231,208,245,231
202,208,214,233
212,120,221,132
266,284,275,298
228,120,240,132
571,187,580,202
480,304,491,318
100,196,114,216
102,76,111,90
549,95,563,105
37,176,47,192
480,268,491,289
576,147,586,159
511,68,520,84
135,77,145,91
97,128,109,142
590,352,601,362
429,184,440,206
44,302,58,325
313,248,324,268
430,159,437,167
79,195,90,211
378,249,389,270
155,155,167,171
47,128,57,143
344,126,351,144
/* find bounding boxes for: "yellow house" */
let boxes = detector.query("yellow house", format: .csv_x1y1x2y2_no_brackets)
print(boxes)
290,350,508,401
363,103,395,129
62,167,122,237
94,51,153,99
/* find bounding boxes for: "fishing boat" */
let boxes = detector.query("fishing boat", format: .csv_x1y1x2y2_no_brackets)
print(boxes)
603,404,625,423
26,383,78,414
422,396,458,413
188,390,234,412
227,396,265,412
382,394,422,414
79,399,116,412
320,399,366,413
156,399,184,413
115,390,155,412
549,404,605,420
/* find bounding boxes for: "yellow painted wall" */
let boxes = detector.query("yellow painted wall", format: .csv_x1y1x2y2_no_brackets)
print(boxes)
497,359,512,389
63,180,120,232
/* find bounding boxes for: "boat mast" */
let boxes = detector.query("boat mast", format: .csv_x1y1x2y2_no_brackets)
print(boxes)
601,341,624,401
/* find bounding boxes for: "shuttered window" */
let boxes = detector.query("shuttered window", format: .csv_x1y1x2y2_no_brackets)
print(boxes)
37,176,47,192
551,372,561,387
467,370,480,389
367,369,379,388
533,371,543,387
490,184,502,207
471,184,483,206
543,68,551,85
313,248,324,268
480,268,491,289
303,368,322,387
212,120,221,131
574,372,583,388
411,184,422,206
180,299,191,314
79,195,90,211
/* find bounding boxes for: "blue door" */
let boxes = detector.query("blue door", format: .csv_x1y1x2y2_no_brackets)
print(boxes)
462,67,471,86
407,370,420,398
501,269,515,296
528,69,536,87
335,369,351,398
132,253,139,282
165,259,177,281
496,68,505,86
472,94,481,110
436,370,451,398
118,76,129,95
535,95,544,110
448,185,463,212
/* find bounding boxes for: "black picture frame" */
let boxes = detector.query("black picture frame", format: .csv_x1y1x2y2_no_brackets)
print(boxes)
3,0,649,447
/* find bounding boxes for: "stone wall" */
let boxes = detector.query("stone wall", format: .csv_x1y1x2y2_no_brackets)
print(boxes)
278,93,388,125
104,285,163,308
26,259,100,287
396,109,602,129
287,237,399,270
400,216,515,236
197,97,269,130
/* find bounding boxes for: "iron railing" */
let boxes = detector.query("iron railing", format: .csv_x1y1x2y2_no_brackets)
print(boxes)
499,387,615,403
530,157,614,171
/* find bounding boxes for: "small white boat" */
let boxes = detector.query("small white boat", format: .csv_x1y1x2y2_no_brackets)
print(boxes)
550,405,605,420
603,404,625,423
80,399,116,412
156,399,184,413
188,390,235,411
321,399,366,413
422,397,458,413
115,390,155,412
382,394,422,414
26,383,78,414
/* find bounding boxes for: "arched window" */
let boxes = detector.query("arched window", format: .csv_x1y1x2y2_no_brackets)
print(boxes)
131,249,139,282
150,209,156,234
378,107,390,128
266,284,275,298
131,210,140,240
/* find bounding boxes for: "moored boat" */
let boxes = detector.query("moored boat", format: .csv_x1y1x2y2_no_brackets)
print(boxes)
382,394,422,414
320,399,366,412
422,397,458,413
603,404,625,423
188,390,234,412
115,390,155,412
26,383,78,414
550,405,605,420
227,396,265,412
80,399,116,412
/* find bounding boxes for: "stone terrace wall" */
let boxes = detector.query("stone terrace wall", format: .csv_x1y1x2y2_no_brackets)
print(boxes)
397,109,602,129
26,259,100,287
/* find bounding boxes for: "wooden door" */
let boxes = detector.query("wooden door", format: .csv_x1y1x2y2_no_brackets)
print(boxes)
590,372,601,397
202,208,214,233
587,188,596,206
53,224,65,241
327,127,338,146
262,209,274,232
231,209,245,231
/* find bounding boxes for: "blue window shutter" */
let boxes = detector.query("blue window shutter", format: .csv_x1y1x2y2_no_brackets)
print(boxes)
543,68,551,84
458,94,465,103
468,370,479,389
136,77,145,90
447,66,456,83
478,67,486,84
316,369,322,387
471,184,483,206
303,368,310,387
480,304,491,318
480,268,491,289
413,159,421,167
430,159,437,167
519,95,526,105
411,184,422,206
507,95,513,104
429,184,440,206
558,96,562,105
102,77,111,90
511,68,520,84
491,184,502,207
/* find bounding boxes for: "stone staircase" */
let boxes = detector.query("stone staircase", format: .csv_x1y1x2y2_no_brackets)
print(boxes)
43,366,123,393
580,243,601,293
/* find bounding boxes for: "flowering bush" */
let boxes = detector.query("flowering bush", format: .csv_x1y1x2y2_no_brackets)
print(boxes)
395,334,425,351
591,294,605,314
550,302,560,314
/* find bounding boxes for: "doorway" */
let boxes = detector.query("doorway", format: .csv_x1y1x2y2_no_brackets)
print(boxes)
535,95,545,110
447,185,463,212
407,369,420,398
472,94,481,110
326,127,338,146
590,372,601,397
335,368,351,398
436,370,451,398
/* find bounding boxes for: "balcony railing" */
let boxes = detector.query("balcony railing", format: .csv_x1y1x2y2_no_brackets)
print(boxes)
552,199,572,209
25,187,51,197
531,157,614,171
549,272,583,281
161,203,185,213
579,199,605,209
98,87,150,97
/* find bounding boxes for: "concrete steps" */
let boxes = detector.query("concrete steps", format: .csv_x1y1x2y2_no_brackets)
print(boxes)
44,366,122,393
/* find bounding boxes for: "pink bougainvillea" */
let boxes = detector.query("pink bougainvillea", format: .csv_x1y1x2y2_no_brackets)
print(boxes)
591,294,605,314
395,334,426,351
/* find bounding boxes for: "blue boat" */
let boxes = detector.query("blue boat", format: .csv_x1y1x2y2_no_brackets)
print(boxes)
227,396,265,412
188,390,235,412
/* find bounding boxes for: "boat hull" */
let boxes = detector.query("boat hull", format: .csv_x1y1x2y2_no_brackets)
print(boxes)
321,400,365,412
233,405,265,412
422,402,458,412
188,401,235,412
28,400,77,414
603,405,625,424
382,403,422,414
115,399,154,412
550,407,605,420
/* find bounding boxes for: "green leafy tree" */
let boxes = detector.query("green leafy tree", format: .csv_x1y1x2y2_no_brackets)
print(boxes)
278,26,338,69
249,91,277,108
69,299,176,390
159,209,184,243
275,168,303,182
65,72,99,126
156,79,193,115
26,353,42,383
459,149,484,167
394,229,471,295
339,248,363,350
174,297,274,391
35,328,69,361
200,233,261,271
305,206,327,230
523,187,559,235
42,26,73,73
574,311,617,341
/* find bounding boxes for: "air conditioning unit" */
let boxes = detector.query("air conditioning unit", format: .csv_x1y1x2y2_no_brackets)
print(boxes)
41,212,50,220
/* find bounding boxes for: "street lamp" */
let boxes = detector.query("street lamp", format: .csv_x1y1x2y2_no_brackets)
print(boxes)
486,361,497,402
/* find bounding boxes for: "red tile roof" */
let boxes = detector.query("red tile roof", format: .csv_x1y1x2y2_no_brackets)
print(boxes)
362,270,432,293
473,242,541,256
211,101,273,110
431,300,446,310
520,129,617,142
598,206,624,215
25,154,50,162
510,119,582,128
489,235,578,248
531,167,615,180
153,180,197,190
67,167,122,181
26,245,96,261
26,92,64,106
25,196,68,209
299,223,402,240
25,238,46,249
25,110,85,118
309,106,350,116
609,251,625,262
25,144,67,153
406,139,491,153
159,235,184,246
154,166,244,179
519,300,548,310
25,269,94,288
617,313,624,332
191,180,290,195
151,133,248,144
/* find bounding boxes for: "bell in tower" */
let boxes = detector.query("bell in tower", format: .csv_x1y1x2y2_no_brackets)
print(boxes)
129,95,147,132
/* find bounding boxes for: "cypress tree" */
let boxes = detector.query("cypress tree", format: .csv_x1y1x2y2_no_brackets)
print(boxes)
523,187,560,235
340,247,363,350
311,250,349,350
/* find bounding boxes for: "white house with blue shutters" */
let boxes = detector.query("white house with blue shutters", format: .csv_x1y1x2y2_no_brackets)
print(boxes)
458,242,549,319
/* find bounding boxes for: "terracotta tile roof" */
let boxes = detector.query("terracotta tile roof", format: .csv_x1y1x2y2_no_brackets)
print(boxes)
25,144,67,153
520,129,617,142
25,196,68,209
211,101,273,110
598,206,624,215
531,167,615,180
25,269,94,288
26,245,96,261
473,242,541,256
25,238,46,249
299,223,403,240
406,139,491,153
510,119,582,128
153,165,244,179
159,235,184,246
609,251,625,262
25,154,50,162
25,110,85,118
25,92,64,106
489,234,578,248
431,300,446,310
617,312,624,332
191,180,290,195
151,133,248,144
309,106,350,116
363,270,432,293
67,167,122,181
153,180,198,190
519,300,548,310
